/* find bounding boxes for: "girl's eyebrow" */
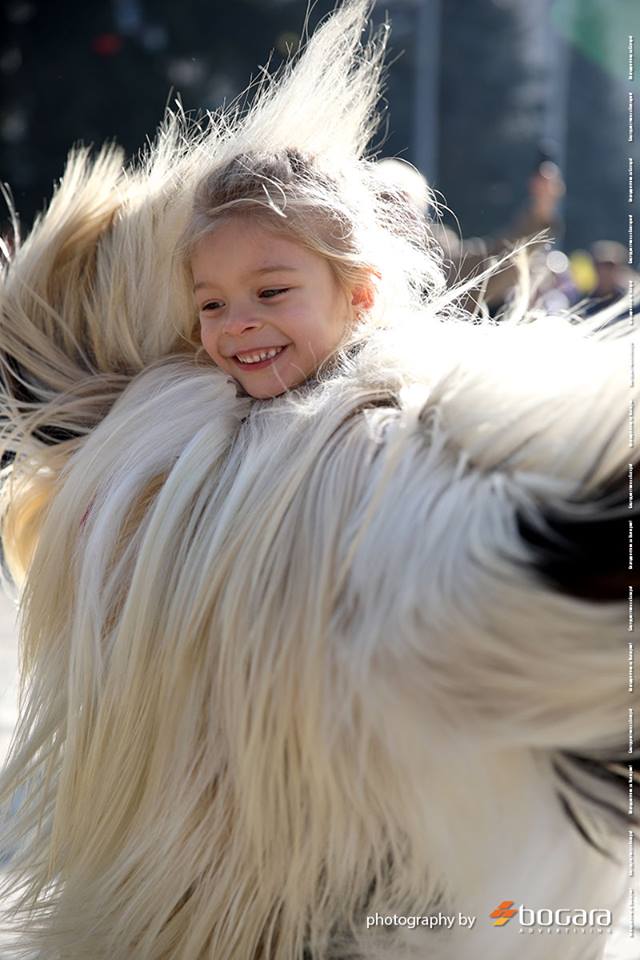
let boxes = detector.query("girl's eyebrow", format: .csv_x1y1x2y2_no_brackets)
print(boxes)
193,265,298,292
253,265,299,275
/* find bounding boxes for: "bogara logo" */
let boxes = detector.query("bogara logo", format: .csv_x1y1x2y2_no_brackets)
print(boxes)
489,900,612,934
490,901,517,927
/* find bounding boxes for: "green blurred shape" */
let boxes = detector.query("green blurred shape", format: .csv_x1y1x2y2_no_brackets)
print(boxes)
551,0,640,78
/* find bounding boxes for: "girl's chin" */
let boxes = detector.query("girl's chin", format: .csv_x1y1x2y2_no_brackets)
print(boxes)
235,369,294,400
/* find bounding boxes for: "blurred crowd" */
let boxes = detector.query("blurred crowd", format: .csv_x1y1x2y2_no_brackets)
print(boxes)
376,155,637,327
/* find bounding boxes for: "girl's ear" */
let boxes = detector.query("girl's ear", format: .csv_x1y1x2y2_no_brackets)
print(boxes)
351,272,379,313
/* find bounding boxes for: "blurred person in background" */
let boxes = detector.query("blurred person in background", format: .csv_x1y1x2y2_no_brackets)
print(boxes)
376,150,566,312
581,240,635,324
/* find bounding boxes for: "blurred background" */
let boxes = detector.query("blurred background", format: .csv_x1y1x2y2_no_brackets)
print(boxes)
0,0,638,316
0,1,638,246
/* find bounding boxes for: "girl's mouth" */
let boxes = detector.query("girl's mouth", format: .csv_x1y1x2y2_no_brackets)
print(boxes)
232,345,288,370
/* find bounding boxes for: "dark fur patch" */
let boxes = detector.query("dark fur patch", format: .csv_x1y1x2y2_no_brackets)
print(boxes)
518,472,638,853
554,753,639,855
516,471,637,601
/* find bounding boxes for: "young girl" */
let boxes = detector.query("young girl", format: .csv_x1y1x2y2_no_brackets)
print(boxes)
0,2,636,958
186,152,379,400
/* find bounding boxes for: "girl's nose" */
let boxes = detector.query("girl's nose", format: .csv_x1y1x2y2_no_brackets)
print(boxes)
221,307,262,336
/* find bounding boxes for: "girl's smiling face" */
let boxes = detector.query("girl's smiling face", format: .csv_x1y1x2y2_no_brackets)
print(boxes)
191,218,354,399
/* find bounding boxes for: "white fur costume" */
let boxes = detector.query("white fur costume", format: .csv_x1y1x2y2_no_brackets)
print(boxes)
0,2,636,958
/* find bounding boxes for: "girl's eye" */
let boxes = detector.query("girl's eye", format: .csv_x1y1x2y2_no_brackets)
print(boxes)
260,287,290,299
201,300,224,312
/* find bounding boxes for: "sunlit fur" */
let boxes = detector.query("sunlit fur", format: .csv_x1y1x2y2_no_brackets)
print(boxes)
0,2,637,958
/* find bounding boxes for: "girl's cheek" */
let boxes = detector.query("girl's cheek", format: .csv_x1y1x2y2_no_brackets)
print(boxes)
200,330,220,364
198,317,213,345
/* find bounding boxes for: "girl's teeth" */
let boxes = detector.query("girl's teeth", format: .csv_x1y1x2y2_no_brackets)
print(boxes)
237,346,283,364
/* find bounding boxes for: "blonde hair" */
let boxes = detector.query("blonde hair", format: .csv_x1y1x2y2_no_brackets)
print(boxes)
0,2,636,958
182,146,442,322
